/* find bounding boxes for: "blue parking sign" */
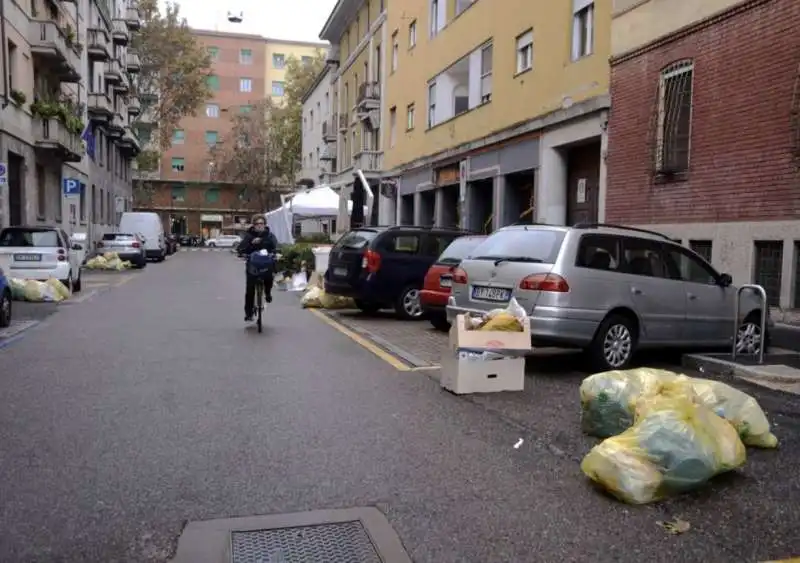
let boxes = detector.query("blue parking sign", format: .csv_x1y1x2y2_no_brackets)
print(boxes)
0,162,7,185
63,178,80,196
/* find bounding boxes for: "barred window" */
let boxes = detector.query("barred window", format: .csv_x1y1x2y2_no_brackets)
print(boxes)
656,60,693,175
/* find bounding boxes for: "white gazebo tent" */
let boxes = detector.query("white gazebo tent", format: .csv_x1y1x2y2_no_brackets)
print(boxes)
265,185,357,244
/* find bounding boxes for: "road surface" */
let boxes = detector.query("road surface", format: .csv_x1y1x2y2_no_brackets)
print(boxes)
0,251,798,562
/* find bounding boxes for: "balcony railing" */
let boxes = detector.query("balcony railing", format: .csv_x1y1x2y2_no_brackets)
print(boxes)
105,58,122,81
127,96,141,115
87,92,113,117
104,113,125,137
111,19,129,44
86,28,111,60
28,20,81,82
357,82,380,106
34,118,83,163
124,5,141,30
322,119,337,142
126,51,141,72
117,127,141,154
354,150,383,173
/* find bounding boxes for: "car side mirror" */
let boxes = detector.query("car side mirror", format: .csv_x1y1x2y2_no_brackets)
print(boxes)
719,273,733,287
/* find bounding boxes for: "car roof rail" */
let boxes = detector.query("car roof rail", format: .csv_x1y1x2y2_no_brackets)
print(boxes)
572,222,672,240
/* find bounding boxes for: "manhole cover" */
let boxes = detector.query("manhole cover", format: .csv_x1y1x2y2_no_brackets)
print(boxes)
231,521,381,563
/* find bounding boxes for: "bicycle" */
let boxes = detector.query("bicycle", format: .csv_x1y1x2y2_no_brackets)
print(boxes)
242,250,278,333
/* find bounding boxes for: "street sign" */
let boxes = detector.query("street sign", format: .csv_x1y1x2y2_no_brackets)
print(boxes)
62,178,81,197
0,162,7,185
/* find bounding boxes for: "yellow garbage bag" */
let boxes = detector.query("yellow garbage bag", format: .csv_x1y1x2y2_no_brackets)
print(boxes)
9,278,27,300
319,291,355,309
46,278,70,299
21,279,65,302
301,286,323,308
691,378,778,448
85,256,108,269
479,311,523,332
581,395,746,504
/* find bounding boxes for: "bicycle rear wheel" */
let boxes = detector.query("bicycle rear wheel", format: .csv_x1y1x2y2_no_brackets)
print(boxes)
255,282,263,333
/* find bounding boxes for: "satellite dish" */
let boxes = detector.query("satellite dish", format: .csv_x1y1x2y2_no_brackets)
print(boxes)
227,11,243,23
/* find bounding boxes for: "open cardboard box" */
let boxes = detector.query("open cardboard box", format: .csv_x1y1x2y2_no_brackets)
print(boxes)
449,313,532,353
440,349,525,394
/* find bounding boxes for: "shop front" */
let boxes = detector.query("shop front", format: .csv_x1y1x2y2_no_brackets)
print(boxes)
200,214,223,239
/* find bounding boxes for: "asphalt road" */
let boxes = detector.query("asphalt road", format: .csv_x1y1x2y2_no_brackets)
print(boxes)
1,252,799,562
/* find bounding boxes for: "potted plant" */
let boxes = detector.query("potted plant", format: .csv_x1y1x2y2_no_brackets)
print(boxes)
30,99,59,120
9,89,26,106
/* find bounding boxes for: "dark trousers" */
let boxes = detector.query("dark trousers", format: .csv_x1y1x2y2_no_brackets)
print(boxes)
245,273,273,314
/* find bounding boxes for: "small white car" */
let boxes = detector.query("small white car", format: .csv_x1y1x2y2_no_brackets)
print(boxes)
206,235,241,248
0,226,83,291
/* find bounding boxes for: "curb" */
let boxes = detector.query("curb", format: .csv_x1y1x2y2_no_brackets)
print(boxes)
0,320,41,350
682,353,800,383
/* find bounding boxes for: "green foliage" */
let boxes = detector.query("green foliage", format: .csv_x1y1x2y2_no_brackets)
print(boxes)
30,97,85,135
277,243,316,276
136,149,160,171
132,0,212,151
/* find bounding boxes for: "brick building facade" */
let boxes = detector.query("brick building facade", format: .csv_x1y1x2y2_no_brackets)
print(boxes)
607,0,800,308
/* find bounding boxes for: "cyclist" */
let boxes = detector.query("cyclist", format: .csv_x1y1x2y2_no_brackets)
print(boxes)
237,214,278,321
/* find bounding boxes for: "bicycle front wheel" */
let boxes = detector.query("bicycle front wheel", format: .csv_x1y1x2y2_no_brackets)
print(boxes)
255,282,264,333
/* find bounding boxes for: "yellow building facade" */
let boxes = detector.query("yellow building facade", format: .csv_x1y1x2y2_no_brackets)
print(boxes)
321,0,612,230
264,39,328,103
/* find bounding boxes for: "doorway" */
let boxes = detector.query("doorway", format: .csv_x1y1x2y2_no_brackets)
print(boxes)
7,152,24,226
565,141,601,225
505,171,535,226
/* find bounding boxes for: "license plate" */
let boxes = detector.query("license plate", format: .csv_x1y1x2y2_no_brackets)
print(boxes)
471,285,511,302
439,275,452,288
14,253,41,262
333,267,347,277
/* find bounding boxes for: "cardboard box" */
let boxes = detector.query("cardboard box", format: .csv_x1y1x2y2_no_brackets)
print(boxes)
449,314,532,353
440,347,526,394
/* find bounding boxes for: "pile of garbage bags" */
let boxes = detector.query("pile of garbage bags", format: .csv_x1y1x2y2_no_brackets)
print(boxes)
301,285,355,310
464,298,527,332
8,277,70,302
85,252,131,270
579,368,778,504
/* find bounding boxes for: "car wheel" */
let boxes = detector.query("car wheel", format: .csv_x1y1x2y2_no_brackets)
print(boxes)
73,271,82,292
0,289,11,328
156,251,166,262
395,285,424,320
209,243,216,247
60,272,73,293
736,313,765,355
354,299,381,314
588,313,637,371
429,313,451,332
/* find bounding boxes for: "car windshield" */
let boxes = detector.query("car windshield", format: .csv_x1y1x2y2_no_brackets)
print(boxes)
0,229,60,247
333,229,379,250
438,236,487,264
471,228,566,264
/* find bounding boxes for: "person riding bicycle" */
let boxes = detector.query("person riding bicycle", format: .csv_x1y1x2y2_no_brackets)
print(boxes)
237,215,278,321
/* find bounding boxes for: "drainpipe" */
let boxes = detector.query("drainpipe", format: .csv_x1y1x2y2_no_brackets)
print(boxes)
1,0,9,109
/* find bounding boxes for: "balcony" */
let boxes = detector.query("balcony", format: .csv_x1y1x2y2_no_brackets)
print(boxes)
319,147,335,161
114,71,130,94
28,20,81,82
127,96,141,116
86,28,111,60
105,58,123,82
356,82,380,110
322,118,337,143
87,92,114,119
104,113,125,137
353,151,383,175
33,118,83,163
117,127,141,156
338,113,348,131
126,51,141,73
124,5,141,30
111,19,129,44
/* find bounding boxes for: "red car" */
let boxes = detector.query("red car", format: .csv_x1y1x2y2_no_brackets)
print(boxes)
420,235,487,331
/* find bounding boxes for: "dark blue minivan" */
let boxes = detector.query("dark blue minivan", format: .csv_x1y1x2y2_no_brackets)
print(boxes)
324,226,472,319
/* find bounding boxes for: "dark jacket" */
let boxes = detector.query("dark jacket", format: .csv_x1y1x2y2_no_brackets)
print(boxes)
237,226,278,256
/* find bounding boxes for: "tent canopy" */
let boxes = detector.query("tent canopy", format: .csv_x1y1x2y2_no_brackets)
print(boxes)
265,185,355,244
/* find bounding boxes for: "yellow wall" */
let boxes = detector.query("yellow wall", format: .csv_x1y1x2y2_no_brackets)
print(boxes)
334,0,384,170
383,0,611,171
264,42,327,101
612,0,745,56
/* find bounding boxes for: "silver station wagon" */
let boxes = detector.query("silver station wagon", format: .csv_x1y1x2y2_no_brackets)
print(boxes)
446,223,769,371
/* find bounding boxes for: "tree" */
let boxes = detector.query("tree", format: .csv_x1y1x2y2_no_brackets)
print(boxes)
271,52,327,183
209,99,287,211
132,0,212,151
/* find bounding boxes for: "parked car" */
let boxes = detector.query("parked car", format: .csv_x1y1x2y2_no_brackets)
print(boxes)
119,212,166,261
421,235,487,331
96,233,147,268
69,232,88,266
324,225,472,319
178,234,199,246
165,234,178,255
206,235,241,248
0,265,11,328
446,223,770,371
0,226,83,291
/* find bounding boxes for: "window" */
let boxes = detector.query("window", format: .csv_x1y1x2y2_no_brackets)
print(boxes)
36,165,45,217
79,182,86,222
391,31,398,72
516,30,533,73
666,245,718,285
427,82,436,128
576,234,620,271
571,0,594,60
389,106,397,147
689,240,712,263
205,187,220,203
171,157,185,172
207,46,219,60
480,44,493,103
206,103,219,117
471,228,566,263
430,0,439,37
310,110,314,128
656,61,694,174
408,20,417,48
621,237,673,279
385,235,420,254
406,104,415,130
302,56,313,66
239,48,252,64
753,241,784,307
205,131,218,146
8,41,17,91
272,81,285,96
239,78,252,92
272,53,285,68
171,185,185,201
172,129,185,144
207,75,220,90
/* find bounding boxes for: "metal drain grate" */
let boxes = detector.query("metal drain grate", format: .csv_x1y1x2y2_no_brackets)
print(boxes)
231,521,382,563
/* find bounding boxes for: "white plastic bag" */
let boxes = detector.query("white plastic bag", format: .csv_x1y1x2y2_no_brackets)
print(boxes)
288,272,308,292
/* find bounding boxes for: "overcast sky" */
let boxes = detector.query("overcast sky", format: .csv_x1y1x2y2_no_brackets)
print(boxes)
167,0,338,43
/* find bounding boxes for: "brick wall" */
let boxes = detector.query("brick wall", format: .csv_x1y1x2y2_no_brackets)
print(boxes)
606,0,800,224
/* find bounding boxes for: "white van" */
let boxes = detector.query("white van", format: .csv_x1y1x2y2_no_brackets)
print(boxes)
118,212,166,261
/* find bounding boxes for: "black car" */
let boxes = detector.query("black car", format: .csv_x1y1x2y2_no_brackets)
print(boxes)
164,234,178,255
324,225,472,320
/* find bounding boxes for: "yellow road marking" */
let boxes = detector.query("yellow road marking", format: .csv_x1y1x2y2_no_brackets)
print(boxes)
410,365,440,371
308,309,410,371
